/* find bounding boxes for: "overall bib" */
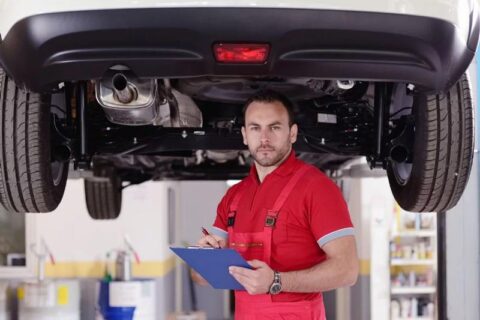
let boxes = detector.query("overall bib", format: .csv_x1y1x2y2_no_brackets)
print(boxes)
227,165,326,320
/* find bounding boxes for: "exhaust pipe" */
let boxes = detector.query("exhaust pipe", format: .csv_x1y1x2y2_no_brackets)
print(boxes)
112,73,137,104
390,145,409,163
96,68,159,125
95,66,202,127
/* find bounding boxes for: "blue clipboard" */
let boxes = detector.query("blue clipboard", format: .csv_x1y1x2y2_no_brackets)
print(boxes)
170,246,251,290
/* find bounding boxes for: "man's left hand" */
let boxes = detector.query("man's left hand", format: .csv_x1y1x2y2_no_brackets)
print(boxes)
229,259,274,295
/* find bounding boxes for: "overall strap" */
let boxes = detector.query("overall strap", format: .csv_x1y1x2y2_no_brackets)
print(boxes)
264,165,312,227
227,180,248,242
263,165,313,267
272,165,312,213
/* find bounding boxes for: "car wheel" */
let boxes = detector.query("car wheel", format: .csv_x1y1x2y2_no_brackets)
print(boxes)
85,169,123,220
0,68,68,213
387,73,474,212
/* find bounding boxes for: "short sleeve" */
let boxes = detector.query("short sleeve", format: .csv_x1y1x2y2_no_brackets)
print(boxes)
307,175,354,247
212,193,229,239
212,182,242,239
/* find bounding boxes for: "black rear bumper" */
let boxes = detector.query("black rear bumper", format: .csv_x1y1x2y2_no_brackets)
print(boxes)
0,7,477,92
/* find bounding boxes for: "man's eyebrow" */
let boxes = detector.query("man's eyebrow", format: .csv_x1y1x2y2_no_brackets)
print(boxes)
269,121,282,126
246,121,283,126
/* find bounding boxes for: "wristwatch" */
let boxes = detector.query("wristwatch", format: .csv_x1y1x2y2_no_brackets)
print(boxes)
268,270,282,295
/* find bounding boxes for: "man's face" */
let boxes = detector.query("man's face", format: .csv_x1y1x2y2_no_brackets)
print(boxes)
241,101,298,168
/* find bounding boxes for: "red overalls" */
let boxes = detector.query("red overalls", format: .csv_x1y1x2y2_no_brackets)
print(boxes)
227,165,326,320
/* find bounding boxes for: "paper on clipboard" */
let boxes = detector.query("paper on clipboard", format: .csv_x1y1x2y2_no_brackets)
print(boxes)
170,246,252,290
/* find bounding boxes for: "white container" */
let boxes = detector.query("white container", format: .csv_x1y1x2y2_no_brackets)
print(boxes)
134,280,156,320
109,281,140,307
97,280,157,320
18,279,80,320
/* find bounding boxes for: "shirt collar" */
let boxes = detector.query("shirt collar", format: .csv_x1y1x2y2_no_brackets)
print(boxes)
249,150,299,182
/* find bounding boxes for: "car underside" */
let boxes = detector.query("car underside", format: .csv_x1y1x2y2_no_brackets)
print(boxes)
72,76,375,177
0,4,478,218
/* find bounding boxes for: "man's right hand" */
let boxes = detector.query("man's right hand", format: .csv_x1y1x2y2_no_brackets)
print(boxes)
198,234,226,249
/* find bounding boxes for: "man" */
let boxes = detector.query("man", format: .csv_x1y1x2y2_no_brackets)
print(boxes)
198,90,359,319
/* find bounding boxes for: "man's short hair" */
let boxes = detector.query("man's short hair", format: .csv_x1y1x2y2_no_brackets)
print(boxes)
242,90,295,127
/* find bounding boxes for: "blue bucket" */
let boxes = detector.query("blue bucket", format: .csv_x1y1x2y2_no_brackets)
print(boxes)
98,280,136,320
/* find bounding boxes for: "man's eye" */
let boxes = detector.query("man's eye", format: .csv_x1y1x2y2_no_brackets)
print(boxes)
250,127,259,131
272,126,281,130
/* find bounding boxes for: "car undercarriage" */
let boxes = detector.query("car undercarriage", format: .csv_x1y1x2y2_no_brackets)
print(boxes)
0,4,477,218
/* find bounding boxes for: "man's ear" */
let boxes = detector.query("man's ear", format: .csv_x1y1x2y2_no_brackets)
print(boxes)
290,124,298,144
241,126,248,145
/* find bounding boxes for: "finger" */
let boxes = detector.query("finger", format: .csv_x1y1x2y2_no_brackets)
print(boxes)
230,271,254,288
229,266,256,278
197,237,208,246
244,284,256,295
218,239,227,248
247,259,267,269
236,278,260,296
197,235,212,245
199,235,220,248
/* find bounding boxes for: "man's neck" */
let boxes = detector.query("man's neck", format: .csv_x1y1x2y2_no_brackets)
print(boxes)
255,150,291,183
256,166,276,183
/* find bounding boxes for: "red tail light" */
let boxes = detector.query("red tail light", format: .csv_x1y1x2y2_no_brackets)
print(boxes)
213,43,270,63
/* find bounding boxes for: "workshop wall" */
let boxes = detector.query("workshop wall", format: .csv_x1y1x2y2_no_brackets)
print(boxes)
33,179,176,276
29,179,179,319
23,178,233,319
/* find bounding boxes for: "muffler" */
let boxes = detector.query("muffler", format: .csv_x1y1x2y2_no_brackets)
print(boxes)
96,67,202,127
95,69,160,125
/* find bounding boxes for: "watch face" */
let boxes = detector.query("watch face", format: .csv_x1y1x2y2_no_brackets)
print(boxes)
270,283,282,295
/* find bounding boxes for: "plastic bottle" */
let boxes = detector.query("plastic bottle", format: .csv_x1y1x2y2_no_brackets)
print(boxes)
411,298,418,317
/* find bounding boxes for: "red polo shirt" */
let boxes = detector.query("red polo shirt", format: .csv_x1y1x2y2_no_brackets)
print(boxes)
213,151,354,301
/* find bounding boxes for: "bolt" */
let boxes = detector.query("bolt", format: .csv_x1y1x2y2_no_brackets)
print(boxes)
337,80,355,90
133,137,138,144
407,83,415,91
181,130,188,139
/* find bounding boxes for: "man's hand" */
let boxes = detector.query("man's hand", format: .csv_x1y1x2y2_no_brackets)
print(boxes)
197,234,226,249
229,260,274,295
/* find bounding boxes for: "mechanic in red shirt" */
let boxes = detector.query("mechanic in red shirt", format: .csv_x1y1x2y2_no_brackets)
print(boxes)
198,90,359,319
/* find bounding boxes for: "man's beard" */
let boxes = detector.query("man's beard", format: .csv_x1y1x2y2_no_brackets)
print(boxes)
251,144,290,167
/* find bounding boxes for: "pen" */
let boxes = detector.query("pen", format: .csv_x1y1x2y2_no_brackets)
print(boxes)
201,227,220,248
201,227,210,236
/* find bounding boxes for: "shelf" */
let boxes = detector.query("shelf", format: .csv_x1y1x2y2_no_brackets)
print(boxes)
389,206,437,320
391,259,435,266
392,318,434,320
391,286,436,294
392,230,436,237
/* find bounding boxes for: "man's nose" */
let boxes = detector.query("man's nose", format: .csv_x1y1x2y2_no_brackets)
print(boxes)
260,128,271,143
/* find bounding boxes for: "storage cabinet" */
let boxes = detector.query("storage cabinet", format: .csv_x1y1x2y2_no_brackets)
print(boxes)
389,205,437,320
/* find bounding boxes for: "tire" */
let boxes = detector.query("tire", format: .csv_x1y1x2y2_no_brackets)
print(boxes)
387,73,474,212
85,171,123,220
0,68,68,213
